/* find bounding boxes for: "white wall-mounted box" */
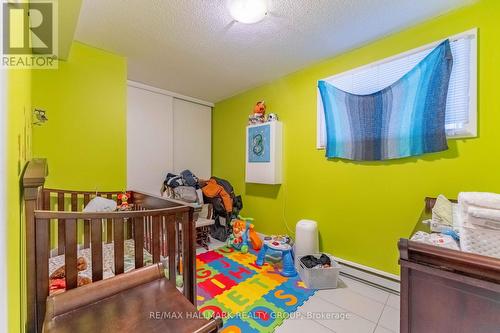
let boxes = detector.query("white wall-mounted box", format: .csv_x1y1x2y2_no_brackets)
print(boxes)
245,121,282,184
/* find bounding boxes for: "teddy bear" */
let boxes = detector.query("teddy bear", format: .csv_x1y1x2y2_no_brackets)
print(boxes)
49,257,92,292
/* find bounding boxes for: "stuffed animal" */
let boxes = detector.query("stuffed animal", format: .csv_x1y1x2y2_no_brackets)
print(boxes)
117,192,131,210
254,101,266,117
49,257,92,293
248,101,267,124
266,113,278,122
227,216,263,253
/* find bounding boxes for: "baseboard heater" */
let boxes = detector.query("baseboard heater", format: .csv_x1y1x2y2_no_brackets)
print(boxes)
332,256,400,293
259,232,400,293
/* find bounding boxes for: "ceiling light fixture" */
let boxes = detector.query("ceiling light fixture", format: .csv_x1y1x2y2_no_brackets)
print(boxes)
228,0,268,24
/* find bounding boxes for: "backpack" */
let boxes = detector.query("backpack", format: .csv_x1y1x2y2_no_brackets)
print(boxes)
202,177,243,241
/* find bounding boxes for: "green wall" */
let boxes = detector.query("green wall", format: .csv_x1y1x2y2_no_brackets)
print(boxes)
6,40,126,332
32,42,127,191
7,68,32,333
213,0,500,275
6,3,33,332
5,40,125,333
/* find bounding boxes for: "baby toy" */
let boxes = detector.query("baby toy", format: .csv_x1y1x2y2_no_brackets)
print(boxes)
117,192,131,210
49,257,92,292
248,101,267,124
227,216,263,253
257,234,297,277
266,113,278,122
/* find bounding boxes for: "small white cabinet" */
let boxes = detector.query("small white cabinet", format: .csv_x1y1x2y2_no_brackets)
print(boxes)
245,121,282,184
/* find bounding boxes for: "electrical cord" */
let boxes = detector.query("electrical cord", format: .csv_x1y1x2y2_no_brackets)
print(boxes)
282,182,295,236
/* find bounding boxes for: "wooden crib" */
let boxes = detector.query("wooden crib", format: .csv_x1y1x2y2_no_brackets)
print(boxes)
22,159,214,333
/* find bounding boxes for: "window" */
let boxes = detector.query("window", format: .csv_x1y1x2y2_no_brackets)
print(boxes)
317,29,477,149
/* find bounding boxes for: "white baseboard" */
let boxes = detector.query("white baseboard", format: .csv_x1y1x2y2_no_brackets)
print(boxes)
333,256,400,293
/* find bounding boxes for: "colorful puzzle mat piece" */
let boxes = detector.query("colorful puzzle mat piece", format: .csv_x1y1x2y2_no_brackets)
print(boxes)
197,247,317,333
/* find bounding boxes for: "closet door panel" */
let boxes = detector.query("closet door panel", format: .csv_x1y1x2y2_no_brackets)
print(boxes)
127,86,173,195
173,99,212,179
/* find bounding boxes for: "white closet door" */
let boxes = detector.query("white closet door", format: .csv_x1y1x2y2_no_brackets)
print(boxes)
173,98,212,179
127,86,173,195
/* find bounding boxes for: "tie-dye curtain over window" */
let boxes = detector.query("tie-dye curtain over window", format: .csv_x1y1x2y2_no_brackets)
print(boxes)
318,40,454,161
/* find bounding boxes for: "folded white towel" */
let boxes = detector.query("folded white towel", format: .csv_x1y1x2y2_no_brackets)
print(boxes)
458,192,500,210
83,196,117,212
468,206,500,220
457,192,500,229
467,206,500,230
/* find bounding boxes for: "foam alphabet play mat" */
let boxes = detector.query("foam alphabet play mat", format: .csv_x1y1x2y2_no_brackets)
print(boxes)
196,246,316,333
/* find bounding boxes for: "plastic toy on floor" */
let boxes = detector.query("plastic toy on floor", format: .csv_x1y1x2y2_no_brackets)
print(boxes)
227,216,263,254
256,235,297,277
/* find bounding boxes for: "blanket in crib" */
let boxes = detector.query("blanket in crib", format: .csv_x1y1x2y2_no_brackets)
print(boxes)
49,239,153,285
318,40,453,161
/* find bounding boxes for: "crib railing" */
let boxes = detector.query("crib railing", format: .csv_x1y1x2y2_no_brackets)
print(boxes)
33,207,194,332
41,188,123,253
23,159,196,333
40,189,184,257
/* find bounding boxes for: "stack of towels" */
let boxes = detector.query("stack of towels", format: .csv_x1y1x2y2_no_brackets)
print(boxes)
458,192,500,230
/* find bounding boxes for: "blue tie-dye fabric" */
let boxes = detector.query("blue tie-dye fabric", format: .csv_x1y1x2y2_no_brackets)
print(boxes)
318,40,453,161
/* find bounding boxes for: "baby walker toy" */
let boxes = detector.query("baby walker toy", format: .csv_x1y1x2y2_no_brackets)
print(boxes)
227,216,263,254
256,235,297,277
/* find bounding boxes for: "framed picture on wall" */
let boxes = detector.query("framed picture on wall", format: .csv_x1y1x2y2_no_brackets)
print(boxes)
245,121,282,184
248,123,271,163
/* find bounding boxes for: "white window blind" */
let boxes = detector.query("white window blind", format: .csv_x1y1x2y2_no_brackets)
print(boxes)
317,29,477,149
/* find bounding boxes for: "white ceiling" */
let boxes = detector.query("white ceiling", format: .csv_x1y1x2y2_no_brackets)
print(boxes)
75,0,475,103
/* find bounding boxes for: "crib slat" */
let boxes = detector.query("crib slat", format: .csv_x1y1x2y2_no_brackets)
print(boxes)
182,209,196,304
166,215,176,284
149,217,153,252
160,218,165,257
35,218,50,331
83,194,90,249
152,215,161,263
126,217,133,239
91,219,103,282
106,194,113,243
43,190,50,210
71,193,78,212
145,217,150,253
113,218,124,275
134,217,144,268
57,193,65,255
65,219,78,290
83,194,90,206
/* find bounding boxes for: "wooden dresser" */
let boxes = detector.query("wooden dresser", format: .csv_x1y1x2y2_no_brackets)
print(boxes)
398,198,500,333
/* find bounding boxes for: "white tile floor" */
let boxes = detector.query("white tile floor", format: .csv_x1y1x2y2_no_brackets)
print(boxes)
199,237,400,333
277,275,401,333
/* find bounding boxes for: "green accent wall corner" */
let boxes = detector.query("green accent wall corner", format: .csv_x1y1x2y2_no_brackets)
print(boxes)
32,42,127,191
